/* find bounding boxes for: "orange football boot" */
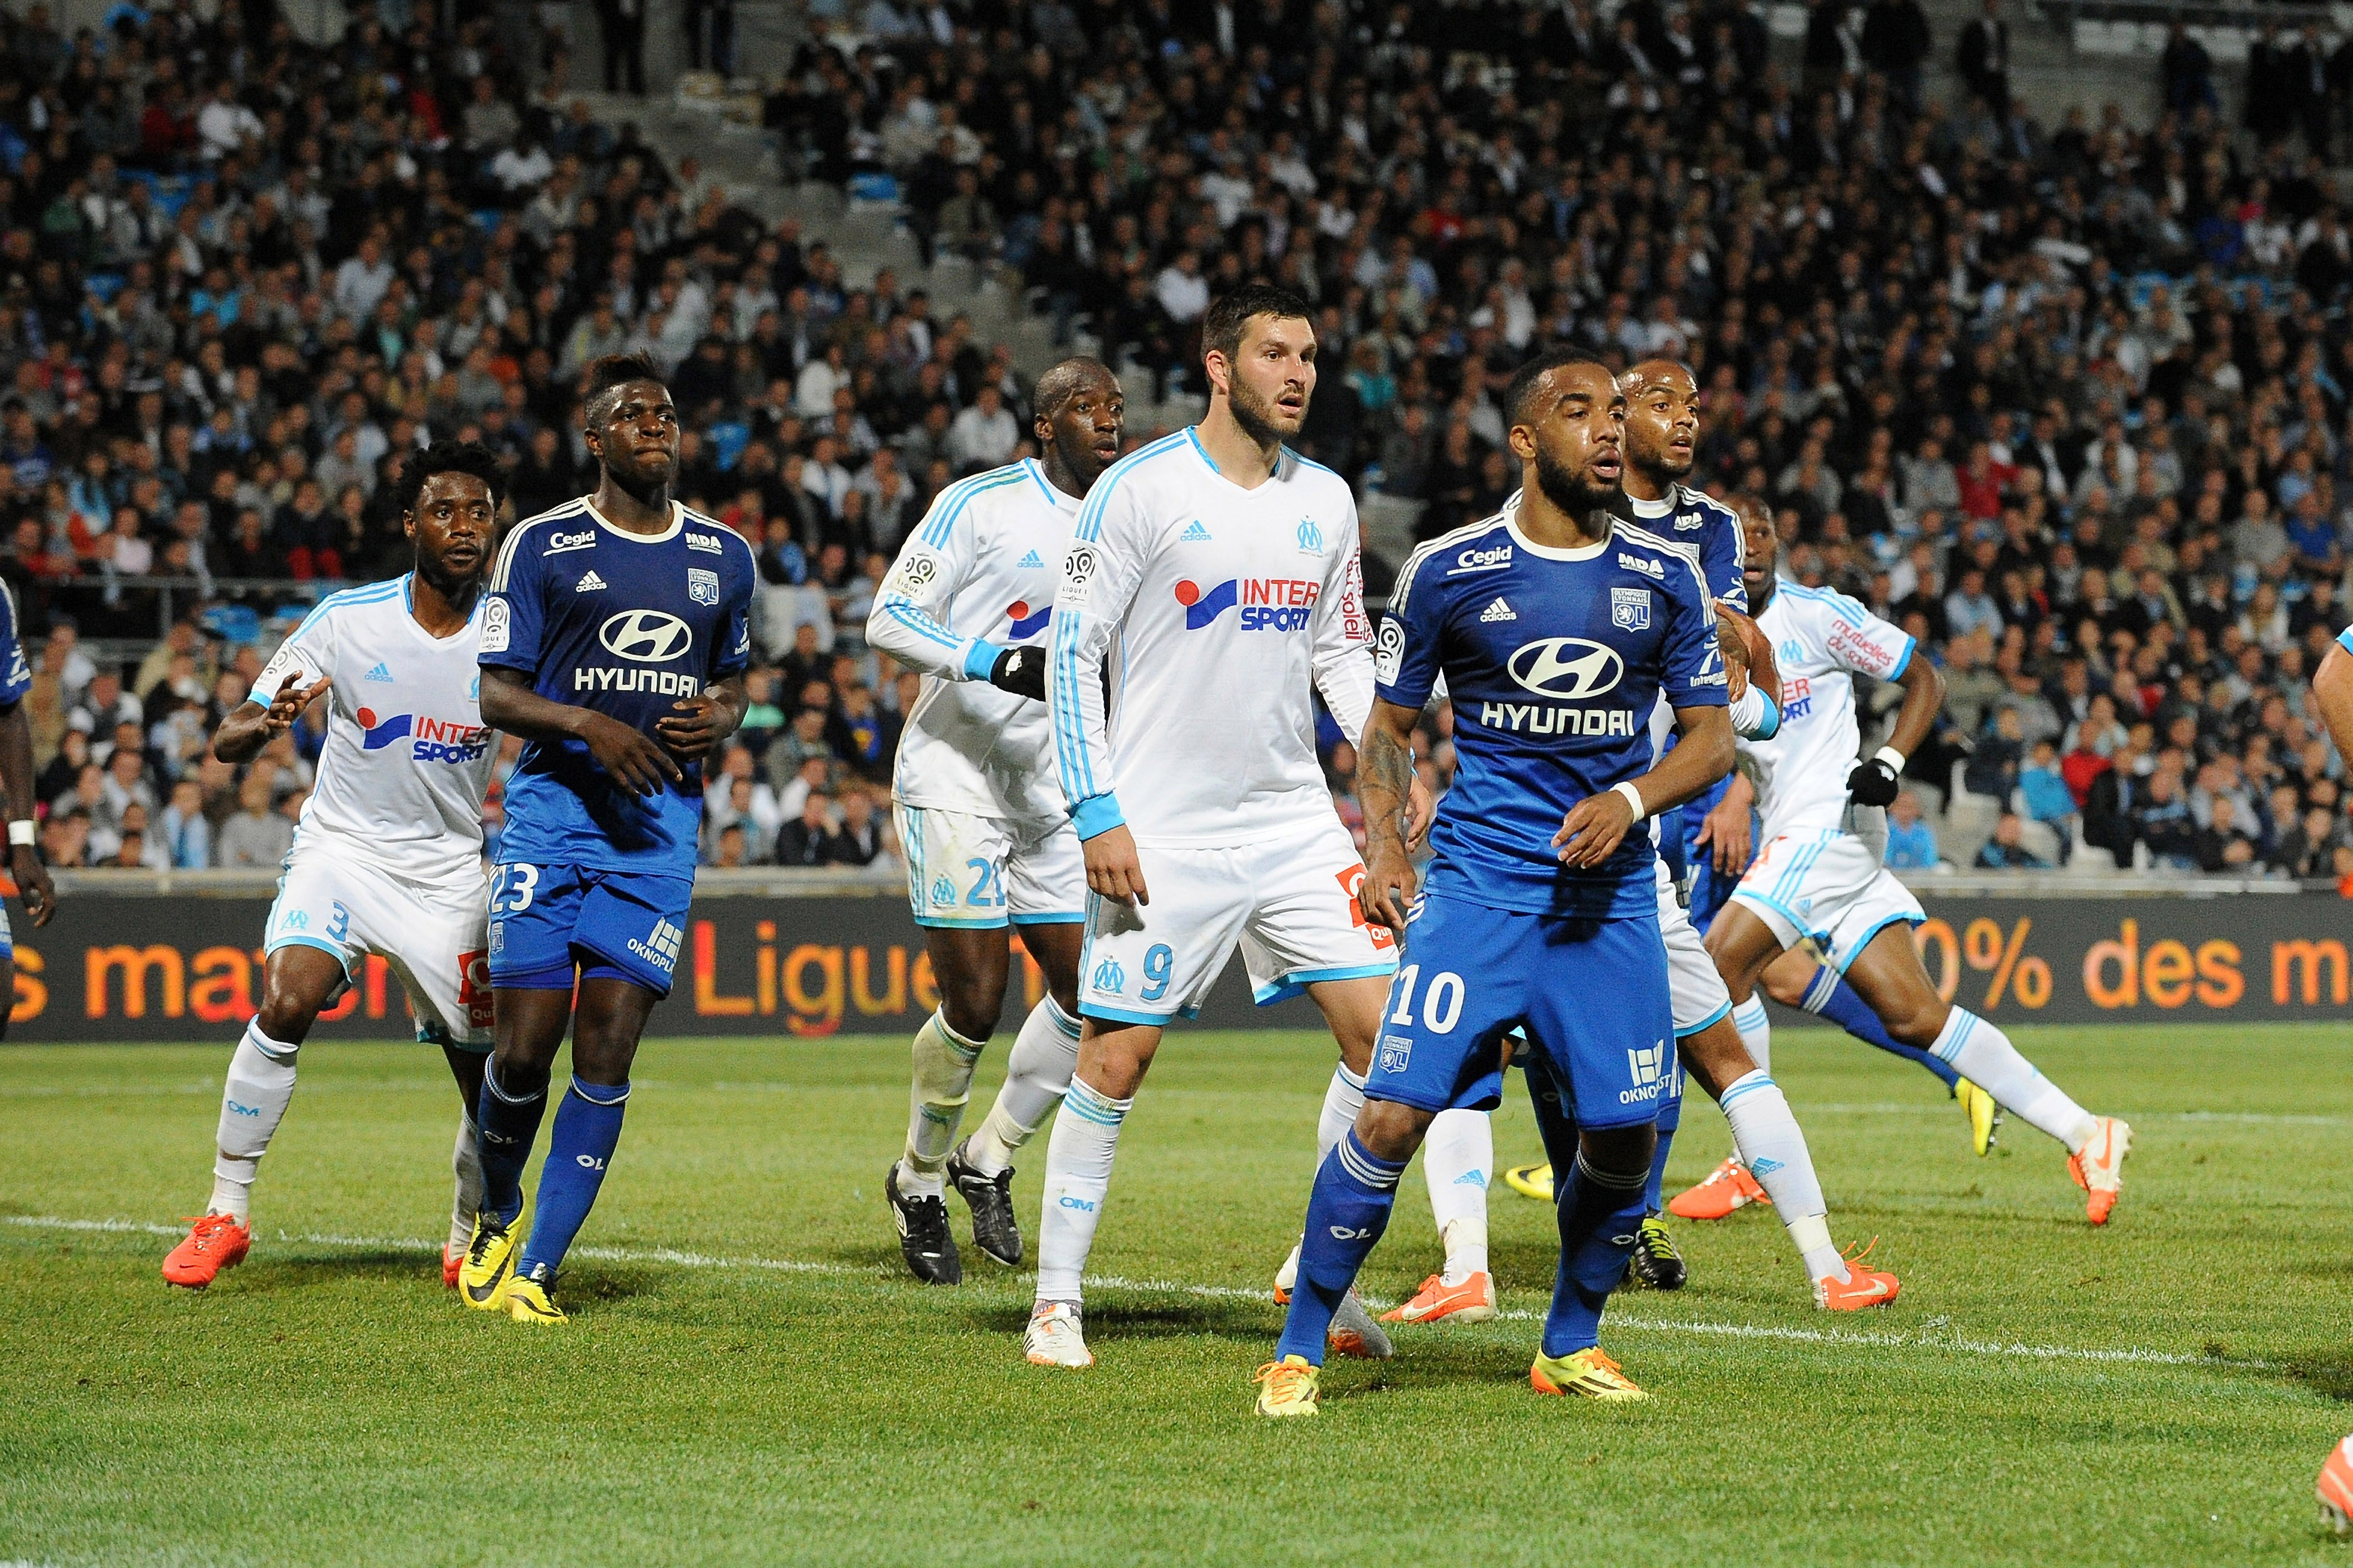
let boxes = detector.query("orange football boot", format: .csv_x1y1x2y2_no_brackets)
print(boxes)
2066,1117,2132,1225
2319,1434,2353,1536
1814,1238,1900,1310
1666,1156,1770,1220
443,1244,464,1289
161,1214,251,1289
1378,1271,1497,1324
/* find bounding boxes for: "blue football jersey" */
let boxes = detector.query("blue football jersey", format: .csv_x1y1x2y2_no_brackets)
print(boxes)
1608,483,1746,612
482,497,755,875
1377,499,1727,918
0,582,31,708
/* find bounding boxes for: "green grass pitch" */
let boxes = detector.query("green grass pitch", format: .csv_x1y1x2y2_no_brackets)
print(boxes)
6,1022,2353,1566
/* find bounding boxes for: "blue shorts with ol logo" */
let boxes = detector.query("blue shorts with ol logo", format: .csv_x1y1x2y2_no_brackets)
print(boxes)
487,862,695,998
1364,891,1673,1129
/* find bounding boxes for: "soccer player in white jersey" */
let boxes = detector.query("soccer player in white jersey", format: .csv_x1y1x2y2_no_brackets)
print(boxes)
161,445,504,1290
1705,507,2133,1224
1024,284,1423,1369
867,358,1123,1285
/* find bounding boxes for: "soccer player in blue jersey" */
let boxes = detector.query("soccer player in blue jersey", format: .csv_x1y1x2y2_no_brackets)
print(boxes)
0,578,54,1037
456,353,755,1324
1256,351,1884,1417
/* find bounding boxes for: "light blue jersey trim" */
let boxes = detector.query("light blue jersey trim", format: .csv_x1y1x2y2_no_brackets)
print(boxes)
919,468,1028,548
1078,1000,1179,1028
1250,961,1399,1005
1184,427,1219,474
262,932,353,971
1887,635,1916,681
914,912,1012,930
1833,911,1922,973
1010,910,1085,926
1674,1000,1733,1039
1731,885,1822,946
1069,793,1124,839
1750,690,1780,740
960,639,1005,681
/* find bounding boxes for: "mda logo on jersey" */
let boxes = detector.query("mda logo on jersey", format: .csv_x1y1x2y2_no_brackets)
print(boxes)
357,707,491,763
1173,577,1320,631
1005,601,1053,638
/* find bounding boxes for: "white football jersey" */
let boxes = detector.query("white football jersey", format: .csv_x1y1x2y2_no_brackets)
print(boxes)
253,575,495,889
868,458,1077,822
1738,578,1915,845
1047,430,1376,847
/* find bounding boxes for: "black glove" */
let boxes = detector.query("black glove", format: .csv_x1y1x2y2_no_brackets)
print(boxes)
1846,754,1901,807
988,644,1048,701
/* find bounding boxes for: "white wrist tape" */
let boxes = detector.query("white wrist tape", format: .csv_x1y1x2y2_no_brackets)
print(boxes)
1874,746,1907,773
8,820,33,847
1612,781,1646,820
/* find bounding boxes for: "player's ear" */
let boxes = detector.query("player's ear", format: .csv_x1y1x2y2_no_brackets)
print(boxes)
1507,424,1536,461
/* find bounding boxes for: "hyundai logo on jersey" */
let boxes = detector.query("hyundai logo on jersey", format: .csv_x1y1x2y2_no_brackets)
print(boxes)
357,707,492,762
599,610,693,663
1507,637,1625,700
1006,600,1053,638
1174,577,1320,631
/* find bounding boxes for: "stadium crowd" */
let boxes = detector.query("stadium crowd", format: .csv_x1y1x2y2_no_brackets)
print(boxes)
6,0,2353,879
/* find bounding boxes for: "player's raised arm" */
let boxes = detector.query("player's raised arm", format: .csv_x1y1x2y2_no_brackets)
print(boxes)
1047,470,1150,901
217,613,337,765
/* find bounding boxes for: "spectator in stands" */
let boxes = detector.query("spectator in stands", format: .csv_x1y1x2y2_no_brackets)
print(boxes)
775,789,835,867
829,788,883,867
41,804,89,871
218,769,292,868
2017,738,2078,865
2197,795,2260,872
1885,789,1940,870
2162,22,2217,115
1975,812,2053,870
158,777,212,870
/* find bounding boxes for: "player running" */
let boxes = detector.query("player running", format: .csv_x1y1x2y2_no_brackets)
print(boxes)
1701,505,2131,1227
1257,350,1760,1415
457,353,754,1324
867,358,1124,1284
161,444,503,1290
1025,285,1413,1370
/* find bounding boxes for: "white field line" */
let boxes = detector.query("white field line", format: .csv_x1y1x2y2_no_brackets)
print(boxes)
2,1214,2271,1371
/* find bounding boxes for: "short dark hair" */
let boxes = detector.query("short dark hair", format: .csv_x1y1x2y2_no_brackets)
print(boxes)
1033,356,1117,421
394,441,504,517
1501,348,1615,429
580,351,667,416
1201,284,1314,365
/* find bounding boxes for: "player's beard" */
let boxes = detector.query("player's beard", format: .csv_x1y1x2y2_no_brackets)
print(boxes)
1532,446,1615,522
1631,428,1692,483
1227,372,1302,448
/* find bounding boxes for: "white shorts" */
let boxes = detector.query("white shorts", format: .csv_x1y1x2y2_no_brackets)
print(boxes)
1730,828,1922,974
1077,818,1399,1025
1655,858,1732,1038
897,803,1084,930
266,852,494,1047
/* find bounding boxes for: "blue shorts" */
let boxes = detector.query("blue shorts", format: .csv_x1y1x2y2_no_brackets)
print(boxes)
1364,892,1673,1130
487,862,693,998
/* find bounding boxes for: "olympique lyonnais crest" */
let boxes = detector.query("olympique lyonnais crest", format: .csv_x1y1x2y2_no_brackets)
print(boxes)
1611,586,1651,630
688,568,720,606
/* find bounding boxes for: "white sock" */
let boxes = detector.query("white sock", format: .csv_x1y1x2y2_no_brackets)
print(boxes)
1315,1060,1367,1166
902,1009,986,1196
1035,1076,1130,1304
1931,1009,2099,1151
1422,1107,1492,1282
449,1110,483,1253
1720,1069,1847,1284
209,1022,298,1222
1732,994,1771,1075
968,995,1081,1177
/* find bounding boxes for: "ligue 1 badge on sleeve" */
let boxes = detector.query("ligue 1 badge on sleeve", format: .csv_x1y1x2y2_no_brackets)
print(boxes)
688,568,720,606
1611,586,1652,631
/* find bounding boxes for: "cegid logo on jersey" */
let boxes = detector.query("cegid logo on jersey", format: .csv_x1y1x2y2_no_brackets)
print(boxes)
1480,637,1637,736
1173,577,1319,631
357,707,491,763
577,611,702,696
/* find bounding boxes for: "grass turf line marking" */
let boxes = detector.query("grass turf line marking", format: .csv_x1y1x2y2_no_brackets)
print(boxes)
3,1214,2269,1371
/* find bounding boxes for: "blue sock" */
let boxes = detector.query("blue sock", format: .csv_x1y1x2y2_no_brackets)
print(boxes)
516,1077,629,1279
1646,1040,1682,1214
1274,1130,1406,1365
474,1062,547,1226
1542,1150,1652,1358
1804,967,1960,1090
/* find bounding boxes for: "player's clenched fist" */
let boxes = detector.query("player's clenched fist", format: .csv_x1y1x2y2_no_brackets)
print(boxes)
1360,835,1417,940
578,710,682,796
1714,599,1776,706
1081,823,1149,905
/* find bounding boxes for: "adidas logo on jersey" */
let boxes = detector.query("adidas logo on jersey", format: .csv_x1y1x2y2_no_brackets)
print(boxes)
1180,520,1213,542
1479,597,1516,623
576,570,608,593
363,661,394,682
1016,549,1045,568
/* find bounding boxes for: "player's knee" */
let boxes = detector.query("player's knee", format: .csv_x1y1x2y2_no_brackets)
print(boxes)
1353,1098,1430,1164
939,984,1002,1044
255,996,320,1044
1880,995,1947,1048
1758,964,1808,1008
1578,1121,1656,1180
